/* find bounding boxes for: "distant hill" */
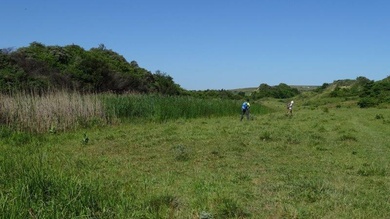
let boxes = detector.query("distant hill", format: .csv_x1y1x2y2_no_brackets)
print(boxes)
230,87,257,94
231,85,319,93
230,77,390,108
290,85,321,91
230,85,320,98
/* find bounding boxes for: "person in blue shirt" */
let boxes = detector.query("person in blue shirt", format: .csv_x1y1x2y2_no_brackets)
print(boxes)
240,99,251,121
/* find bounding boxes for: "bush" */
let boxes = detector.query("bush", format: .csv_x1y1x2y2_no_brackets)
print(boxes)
357,97,378,108
251,83,300,99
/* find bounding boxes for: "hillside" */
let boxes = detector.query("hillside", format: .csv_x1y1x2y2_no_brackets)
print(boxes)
0,42,183,94
231,85,320,95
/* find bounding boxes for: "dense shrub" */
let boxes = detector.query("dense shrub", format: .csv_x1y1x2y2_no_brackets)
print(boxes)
0,42,184,95
322,76,389,108
251,83,300,99
358,76,390,107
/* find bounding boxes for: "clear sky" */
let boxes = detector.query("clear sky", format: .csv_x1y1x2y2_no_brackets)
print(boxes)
1,0,389,90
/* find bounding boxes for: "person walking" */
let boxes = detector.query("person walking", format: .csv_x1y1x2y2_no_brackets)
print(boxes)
240,99,251,121
286,100,294,116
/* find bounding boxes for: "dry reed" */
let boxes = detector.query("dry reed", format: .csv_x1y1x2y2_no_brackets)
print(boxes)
0,91,106,133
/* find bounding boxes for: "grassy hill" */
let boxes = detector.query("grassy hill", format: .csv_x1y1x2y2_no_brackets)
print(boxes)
290,85,321,91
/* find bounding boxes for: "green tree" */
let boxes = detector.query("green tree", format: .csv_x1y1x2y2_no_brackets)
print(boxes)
151,71,182,95
251,83,299,99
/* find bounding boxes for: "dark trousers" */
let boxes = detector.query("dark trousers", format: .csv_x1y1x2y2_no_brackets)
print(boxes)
240,109,250,121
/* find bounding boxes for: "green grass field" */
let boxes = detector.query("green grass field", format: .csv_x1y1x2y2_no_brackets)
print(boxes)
1,98,390,218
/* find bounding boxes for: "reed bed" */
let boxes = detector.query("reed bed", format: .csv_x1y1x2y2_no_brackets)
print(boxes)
0,91,268,133
0,91,106,133
102,94,261,121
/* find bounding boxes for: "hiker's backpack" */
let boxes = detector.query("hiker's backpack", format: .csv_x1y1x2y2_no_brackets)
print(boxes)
242,102,248,110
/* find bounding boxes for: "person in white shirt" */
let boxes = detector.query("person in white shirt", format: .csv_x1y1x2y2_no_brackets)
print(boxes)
287,100,294,116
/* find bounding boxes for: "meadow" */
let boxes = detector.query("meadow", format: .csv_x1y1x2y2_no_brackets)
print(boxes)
0,93,390,218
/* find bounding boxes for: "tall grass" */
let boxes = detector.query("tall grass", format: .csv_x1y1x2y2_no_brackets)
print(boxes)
0,91,106,133
102,94,269,122
0,92,270,133
0,143,114,218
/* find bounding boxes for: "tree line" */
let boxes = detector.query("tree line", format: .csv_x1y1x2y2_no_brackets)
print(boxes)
0,42,183,95
1,42,388,107
251,83,300,99
0,42,301,100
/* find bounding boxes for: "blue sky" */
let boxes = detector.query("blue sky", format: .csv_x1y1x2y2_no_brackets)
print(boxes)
1,0,389,90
